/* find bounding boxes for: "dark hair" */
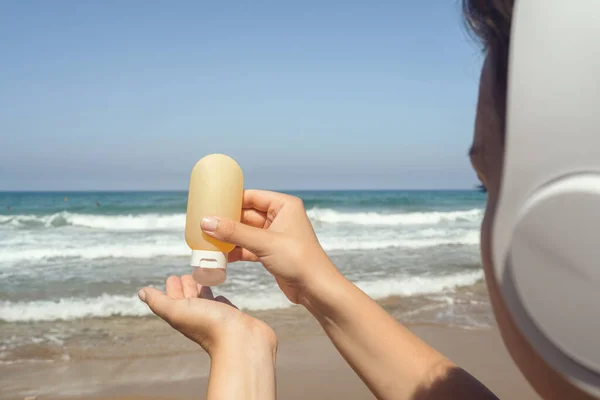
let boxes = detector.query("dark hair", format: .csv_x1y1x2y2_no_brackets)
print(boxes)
463,0,515,127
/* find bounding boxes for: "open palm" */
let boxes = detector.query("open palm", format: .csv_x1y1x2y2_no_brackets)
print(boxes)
139,275,277,354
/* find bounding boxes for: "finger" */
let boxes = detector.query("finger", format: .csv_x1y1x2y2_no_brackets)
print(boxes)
201,216,275,257
228,246,259,262
181,274,199,299
165,276,184,299
241,209,268,228
215,295,239,309
138,287,178,321
198,285,215,300
242,190,286,212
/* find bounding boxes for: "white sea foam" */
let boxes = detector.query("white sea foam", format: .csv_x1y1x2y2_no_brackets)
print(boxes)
0,212,185,231
320,231,479,251
307,208,483,226
0,271,483,322
355,269,484,298
0,241,190,264
0,229,479,264
0,294,152,322
0,207,483,232
0,292,291,322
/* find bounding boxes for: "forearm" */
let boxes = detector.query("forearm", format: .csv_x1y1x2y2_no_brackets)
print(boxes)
301,262,496,400
207,339,277,400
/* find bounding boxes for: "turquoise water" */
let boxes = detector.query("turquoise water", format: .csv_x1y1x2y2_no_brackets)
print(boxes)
0,190,488,361
0,190,484,216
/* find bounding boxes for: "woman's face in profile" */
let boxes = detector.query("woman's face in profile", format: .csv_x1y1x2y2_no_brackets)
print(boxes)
472,53,593,400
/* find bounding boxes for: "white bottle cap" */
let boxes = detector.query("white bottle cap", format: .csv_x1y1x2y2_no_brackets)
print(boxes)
190,250,227,286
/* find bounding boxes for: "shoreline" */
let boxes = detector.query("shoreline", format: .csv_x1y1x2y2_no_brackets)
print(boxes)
1,287,492,365
0,325,541,400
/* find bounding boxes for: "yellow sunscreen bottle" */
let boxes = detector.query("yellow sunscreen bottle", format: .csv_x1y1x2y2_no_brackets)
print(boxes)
185,154,244,286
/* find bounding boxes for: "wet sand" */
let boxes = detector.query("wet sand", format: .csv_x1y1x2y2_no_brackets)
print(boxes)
1,325,540,400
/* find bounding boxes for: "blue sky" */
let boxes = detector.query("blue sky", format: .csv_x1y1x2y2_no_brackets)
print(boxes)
0,1,483,190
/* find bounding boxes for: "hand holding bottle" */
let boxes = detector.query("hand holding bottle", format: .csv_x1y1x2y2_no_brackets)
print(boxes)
200,190,336,304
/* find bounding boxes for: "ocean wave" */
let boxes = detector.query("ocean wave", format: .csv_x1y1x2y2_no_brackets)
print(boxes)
0,270,483,322
320,231,479,250
0,242,189,264
0,212,185,231
356,269,484,298
0,294,152,322
1,207,483,232
307,208,483,226
0,292,292,322
1,230,479,264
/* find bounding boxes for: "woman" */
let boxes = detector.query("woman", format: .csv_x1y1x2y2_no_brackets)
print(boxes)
137,1,595,398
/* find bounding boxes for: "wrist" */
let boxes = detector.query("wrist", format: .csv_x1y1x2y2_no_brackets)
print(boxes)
207,323,277,400
210,334,277,379
298,257,349,318
211,322,277,363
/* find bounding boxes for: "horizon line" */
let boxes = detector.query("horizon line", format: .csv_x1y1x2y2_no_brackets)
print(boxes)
0,188,481,193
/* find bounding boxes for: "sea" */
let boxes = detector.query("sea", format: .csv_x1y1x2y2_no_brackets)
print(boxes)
0,190,491,364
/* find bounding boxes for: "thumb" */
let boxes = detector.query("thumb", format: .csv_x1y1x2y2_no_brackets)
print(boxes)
201,216,273,257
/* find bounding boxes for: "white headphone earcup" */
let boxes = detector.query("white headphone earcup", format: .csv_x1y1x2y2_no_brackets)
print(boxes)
508,176,600,375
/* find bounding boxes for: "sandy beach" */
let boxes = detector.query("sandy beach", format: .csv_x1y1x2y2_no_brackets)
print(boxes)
1,319,540,400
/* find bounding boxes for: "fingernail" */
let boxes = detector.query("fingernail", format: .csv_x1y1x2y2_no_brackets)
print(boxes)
138,289,146,302
201,216,219,232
